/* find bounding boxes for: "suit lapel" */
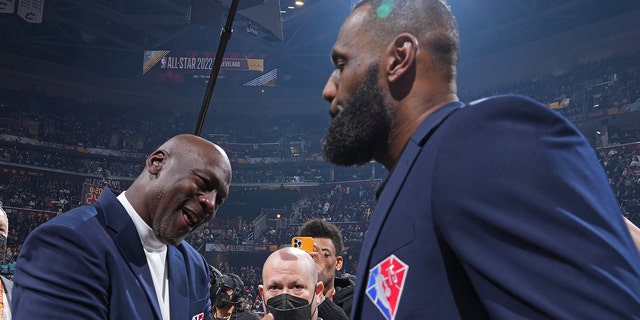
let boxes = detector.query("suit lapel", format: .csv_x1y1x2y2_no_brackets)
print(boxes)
352,102,463,314
97,189,163,319
168,245,190,319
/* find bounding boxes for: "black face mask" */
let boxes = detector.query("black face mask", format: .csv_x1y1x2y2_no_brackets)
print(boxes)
266,293,315,320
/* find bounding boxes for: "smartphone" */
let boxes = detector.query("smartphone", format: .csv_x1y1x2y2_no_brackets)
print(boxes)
291,236,314,253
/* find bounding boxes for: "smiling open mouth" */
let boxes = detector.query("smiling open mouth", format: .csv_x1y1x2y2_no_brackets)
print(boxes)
183,209,199,228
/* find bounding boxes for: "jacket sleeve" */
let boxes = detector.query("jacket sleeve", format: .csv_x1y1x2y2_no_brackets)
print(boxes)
432,96,640,318
12,221,111,319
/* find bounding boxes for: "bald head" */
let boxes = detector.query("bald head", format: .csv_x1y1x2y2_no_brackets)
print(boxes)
260,247,323,319
158,134,225,152
157,134,230,168
126,134,233,245
263,247,318,284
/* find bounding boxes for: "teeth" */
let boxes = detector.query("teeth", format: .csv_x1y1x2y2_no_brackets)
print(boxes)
183,206,202,228
184,211,195,226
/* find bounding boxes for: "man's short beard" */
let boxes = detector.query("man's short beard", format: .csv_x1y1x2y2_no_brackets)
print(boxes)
323,66,393,166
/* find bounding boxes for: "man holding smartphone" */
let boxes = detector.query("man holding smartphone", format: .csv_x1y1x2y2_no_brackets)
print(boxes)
296,219,353,319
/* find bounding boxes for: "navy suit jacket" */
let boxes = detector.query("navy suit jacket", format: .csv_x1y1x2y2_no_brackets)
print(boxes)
352,95,640,319
12,188,213,320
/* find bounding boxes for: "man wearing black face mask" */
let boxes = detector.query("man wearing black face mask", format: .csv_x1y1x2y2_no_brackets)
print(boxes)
259,247,324,320
211,272,259,320
0,201,12,319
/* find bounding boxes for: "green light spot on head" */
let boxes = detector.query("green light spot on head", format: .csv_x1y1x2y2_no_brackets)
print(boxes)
377,4,392,18
376,0,394,19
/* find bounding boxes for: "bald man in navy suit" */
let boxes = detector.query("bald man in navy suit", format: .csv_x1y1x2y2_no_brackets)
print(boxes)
12,134,232,320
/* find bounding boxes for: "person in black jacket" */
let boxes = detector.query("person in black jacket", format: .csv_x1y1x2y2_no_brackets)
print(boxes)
331,276,354,318
297,219,353,319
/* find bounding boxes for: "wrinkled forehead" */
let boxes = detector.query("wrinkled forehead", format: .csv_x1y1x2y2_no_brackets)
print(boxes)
264,250,316,281
264,271,308,286
202,145,232,175
182,144,232,181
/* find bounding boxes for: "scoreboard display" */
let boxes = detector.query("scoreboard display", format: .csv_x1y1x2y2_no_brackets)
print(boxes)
82,183,104,205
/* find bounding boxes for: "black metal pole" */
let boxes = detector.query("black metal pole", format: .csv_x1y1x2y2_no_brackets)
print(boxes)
194,0,240,136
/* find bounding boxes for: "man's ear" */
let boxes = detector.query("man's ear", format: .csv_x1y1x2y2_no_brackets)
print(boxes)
386,33,418,83
146,150,166,175
316,281,324,296
258,285,268,313
335,255,343,271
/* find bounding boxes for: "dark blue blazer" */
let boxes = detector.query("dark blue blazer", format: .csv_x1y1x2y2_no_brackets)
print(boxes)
12,188,213,320
351,95,640,319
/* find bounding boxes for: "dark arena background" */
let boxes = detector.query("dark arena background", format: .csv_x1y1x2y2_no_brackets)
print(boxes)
1,0,640,310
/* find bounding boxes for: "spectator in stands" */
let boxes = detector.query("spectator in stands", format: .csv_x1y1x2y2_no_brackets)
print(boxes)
12,134,232,320
297,218,353,318
321,0,640,318
259,247,323,320
0,201,12,319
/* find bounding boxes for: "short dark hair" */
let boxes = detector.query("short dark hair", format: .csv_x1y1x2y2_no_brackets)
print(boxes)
355,0,459,69
297,218,344,256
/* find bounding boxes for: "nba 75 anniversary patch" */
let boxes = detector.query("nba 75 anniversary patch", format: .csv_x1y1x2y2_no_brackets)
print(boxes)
366,254,408,320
